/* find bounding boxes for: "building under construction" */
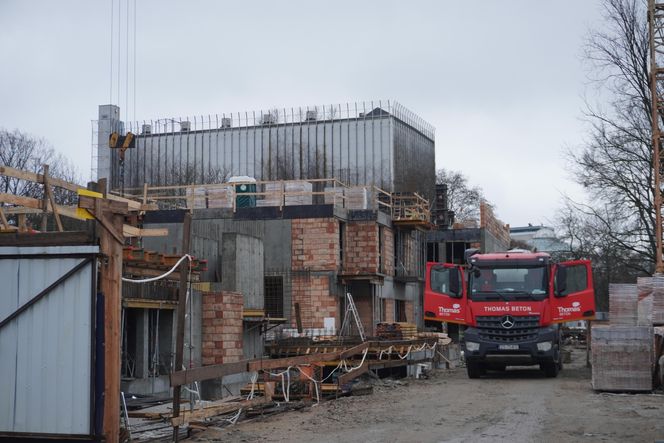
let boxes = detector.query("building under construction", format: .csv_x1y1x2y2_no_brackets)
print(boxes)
94,101,438,399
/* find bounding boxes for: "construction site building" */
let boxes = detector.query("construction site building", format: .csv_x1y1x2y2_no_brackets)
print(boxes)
98,102,436,397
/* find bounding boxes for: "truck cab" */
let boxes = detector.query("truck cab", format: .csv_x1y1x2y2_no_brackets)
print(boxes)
424,250,595,378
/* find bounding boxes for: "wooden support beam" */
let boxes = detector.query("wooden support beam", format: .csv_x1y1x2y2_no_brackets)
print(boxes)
0,206,10,230
107,192,158,211
0,193,81,220
41,164,49,232
17,213,27,232
339,342,370,359
43,165,64,232
172,212,191,441
170,397,270,427
170,360,250,387
247,352,340,372
0,192,41,209
97,204,125,443
122,224,168,238
78,195,129,215
337,361,369,385
0,164,81,193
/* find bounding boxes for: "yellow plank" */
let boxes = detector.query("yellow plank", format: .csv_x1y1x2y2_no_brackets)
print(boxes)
122,225,168,237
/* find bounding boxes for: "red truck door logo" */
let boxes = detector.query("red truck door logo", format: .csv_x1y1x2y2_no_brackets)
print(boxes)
424,263,467,324
551,260,595,322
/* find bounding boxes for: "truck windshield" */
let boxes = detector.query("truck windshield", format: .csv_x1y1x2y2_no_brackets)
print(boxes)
469,265,548,301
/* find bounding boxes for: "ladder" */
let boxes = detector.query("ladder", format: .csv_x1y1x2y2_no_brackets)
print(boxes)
339,292,366,342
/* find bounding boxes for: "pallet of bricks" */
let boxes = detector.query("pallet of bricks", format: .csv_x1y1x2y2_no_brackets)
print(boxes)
591,281,662,391
375,322,418,340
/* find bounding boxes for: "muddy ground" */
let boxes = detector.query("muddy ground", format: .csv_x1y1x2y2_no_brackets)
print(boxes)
186,347,664,442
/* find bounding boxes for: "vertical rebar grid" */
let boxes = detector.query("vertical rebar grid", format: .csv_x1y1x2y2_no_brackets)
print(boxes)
649,0,664,273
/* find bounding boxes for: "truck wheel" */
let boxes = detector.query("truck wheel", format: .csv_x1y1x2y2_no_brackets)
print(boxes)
467,362,484,379
541,361,559,378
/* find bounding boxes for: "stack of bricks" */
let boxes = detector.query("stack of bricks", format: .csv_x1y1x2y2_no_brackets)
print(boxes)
591,325,653,391
609,283,638,325
284,181,313,206
345,187,368,209
592,283,654,392
637,276,664,325
207,185,233,208
344,221,378,274
201,291,244,366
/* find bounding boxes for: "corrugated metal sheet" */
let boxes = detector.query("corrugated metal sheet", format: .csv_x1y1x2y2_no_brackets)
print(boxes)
0,245,98,436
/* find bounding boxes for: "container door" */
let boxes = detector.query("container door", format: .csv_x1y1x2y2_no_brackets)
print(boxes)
424,263,467,324
551,260,595,322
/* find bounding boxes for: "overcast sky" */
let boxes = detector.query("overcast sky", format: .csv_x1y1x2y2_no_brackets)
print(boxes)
0,0,605,227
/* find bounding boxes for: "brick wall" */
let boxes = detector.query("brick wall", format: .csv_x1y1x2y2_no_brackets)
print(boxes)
292,218,339,271
291,275,337,329
383,298,395,322
290,218,339,329
344,221,379,274
480,202,510,249
201,291,243,366
381,227,395,275
405,299,415,324
354,294,374,336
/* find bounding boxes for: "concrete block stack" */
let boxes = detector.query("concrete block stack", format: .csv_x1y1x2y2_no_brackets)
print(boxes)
345,187,368,210
591,325,653,391
284,181,312,206
258,182,282,207
609,283,638,325
207,185,233,208
638,276,664,325
323,186,344,206
185,186,207,209
653,277,664,324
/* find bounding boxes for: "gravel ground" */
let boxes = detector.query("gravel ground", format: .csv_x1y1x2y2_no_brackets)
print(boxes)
186,347,664,442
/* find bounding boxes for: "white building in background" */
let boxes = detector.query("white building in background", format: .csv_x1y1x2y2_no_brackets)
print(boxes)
510,224,569,253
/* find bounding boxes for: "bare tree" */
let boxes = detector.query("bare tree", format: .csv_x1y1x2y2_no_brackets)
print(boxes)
167,160,232,187
564,0,656,276
555,199,646,311
435,168,487,222
0,128,80,204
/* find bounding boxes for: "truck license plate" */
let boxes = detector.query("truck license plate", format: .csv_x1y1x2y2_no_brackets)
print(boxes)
498,344,519,350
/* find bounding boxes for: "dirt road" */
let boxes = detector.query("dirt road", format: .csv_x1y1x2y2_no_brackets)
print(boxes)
189,347,664,442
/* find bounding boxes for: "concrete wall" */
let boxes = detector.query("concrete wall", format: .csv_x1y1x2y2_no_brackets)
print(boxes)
221,233,264,310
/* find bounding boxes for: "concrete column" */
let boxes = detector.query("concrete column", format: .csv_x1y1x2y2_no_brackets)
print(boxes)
135,309,150,378
97,104,122,190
